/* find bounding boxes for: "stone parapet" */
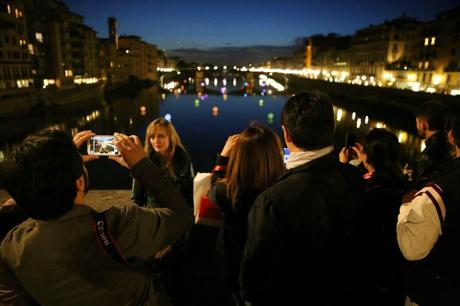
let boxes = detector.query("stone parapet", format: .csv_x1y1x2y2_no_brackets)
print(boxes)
0,189,131,212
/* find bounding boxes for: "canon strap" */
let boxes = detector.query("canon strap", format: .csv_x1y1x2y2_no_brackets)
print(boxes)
91,210,135,269
90,211,171,306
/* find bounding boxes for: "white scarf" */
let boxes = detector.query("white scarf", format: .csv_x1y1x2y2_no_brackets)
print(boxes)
286,146,334,170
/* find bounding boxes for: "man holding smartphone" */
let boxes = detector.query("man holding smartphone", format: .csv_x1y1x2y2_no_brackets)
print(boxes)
0,129,193,306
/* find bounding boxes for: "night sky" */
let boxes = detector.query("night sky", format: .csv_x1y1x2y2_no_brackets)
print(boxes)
65,0,457,51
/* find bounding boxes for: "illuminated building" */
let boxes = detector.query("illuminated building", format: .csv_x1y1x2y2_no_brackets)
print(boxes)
412,7,460,92
5,0,101,89
99,45,119,84
0,0,33,103
116,35,158,82
99,17,159,85
306,34,352,80
68,13,100,85
350,15,419,85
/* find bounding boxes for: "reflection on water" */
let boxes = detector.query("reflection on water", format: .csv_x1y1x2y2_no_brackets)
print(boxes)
0,87,161,183
1,82,423,186
332,106,422,171
0,87,160,146
157,90,422,172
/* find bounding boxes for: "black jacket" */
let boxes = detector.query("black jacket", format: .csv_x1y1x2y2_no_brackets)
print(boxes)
132,147,194,208
208,155,263,297
240,152,368,306
362,169,408,305
413,131,453,188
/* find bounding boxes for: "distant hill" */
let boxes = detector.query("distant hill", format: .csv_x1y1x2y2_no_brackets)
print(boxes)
168,45,294,65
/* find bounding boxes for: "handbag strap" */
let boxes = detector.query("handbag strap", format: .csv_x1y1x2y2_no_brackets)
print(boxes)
91,210,135,270
424,183,446,227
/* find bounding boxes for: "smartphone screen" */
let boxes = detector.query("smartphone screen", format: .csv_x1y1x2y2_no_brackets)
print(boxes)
345,133,356,149
283,147,290,163
87,135,119,156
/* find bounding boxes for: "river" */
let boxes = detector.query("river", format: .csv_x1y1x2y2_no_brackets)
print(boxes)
0,77,422,188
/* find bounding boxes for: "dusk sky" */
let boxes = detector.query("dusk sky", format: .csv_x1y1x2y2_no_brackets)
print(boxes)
65,0,457,51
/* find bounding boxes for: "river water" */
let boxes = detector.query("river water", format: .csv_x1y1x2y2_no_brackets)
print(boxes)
0,79,422,188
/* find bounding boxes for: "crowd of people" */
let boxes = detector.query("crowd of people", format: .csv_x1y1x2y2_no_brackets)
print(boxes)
0,90,458,306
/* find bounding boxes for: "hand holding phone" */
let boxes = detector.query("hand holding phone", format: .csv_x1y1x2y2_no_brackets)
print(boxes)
87,135,119,156
345,133,356,149
111,133,146,169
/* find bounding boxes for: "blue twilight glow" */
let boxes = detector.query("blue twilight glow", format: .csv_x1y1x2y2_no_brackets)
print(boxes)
66,0,455,50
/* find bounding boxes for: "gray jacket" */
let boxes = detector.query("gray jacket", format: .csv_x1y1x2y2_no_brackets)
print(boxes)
0,157,194,306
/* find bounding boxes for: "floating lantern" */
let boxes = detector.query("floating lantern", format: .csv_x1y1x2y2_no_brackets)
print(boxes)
212,106,219,117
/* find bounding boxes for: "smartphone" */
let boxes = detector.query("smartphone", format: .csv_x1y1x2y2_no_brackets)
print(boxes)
345,133,356,149
87,135,119,156
283,147,290,163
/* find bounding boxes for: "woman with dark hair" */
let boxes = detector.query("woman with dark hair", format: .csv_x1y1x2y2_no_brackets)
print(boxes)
208,123,285,306
340,128,408,306
132,117,194,208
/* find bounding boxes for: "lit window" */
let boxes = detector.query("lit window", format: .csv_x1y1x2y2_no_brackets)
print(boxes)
7,5,11,14
17,79,30,88
19,10,22,17
28,44,34,55
431,37,436,45
424,61,429,69
15,9,18,18
432,74,442,85
43,79,55,89
424,38,429,46
35,32,43,43
418,62,423,69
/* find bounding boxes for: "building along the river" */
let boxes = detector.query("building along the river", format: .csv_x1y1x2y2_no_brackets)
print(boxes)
0,1,34,105
1,1,162,118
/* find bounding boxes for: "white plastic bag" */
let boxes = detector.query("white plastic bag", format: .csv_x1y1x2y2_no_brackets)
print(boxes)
193,172,223,226
193,172,212,216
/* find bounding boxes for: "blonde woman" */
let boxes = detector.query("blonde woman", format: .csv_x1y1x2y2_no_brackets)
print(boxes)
208,123,285,306
131,118,194,304
132,118,194,208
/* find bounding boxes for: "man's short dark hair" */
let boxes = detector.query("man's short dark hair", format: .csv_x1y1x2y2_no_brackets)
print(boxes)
450,112,460,148
0,129,83,220
281,90,334,150
415,100,448,131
